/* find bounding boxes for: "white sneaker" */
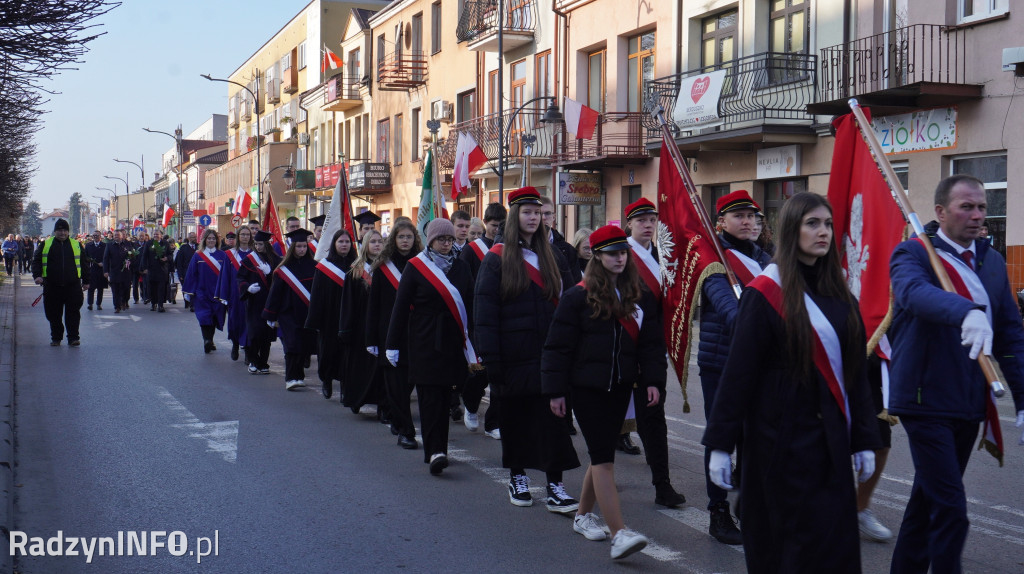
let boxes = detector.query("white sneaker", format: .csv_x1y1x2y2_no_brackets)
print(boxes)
858,509,892,542
285,380,304,391
610,528,649,560
464,412,480,432
573,513,607,541
484,428,501,440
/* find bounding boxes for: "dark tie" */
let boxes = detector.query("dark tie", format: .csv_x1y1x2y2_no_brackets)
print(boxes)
960,250,974,271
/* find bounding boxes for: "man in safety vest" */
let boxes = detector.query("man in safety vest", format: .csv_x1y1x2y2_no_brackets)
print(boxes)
31,218,89,346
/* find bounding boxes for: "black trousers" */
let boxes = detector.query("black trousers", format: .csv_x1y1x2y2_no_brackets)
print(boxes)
148,280,166,307
284,352,305,381
248,339,271,369
462,371,500,432
384,363,415,440
417,385,451,462
109,280,130,309
43,283,83,342
633,383,672,487
87,284,105,306
3,255,13,275
700,372,729,506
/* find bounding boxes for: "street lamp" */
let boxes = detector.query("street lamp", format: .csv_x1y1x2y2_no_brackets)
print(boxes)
142,127,184,236
498,97,563,203
201,72,262,220
263,163,296,222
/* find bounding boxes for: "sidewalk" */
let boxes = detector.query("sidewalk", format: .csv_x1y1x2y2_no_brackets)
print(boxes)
0,273,16,573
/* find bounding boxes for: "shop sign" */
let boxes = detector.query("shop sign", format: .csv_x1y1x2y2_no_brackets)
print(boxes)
872,107,957,155
756,145,802,179
557,172,602,205
672,69,728,130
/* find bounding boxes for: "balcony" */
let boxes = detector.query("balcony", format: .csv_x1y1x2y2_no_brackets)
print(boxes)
228,106,239,128
437,107,556,174
266,77,281,105
645,52,818,153
809,24,981,116
240,98,252,121
282,64,298,94
552,112,648,169
456,0,537,52
323,75,363,112
377,50,427,91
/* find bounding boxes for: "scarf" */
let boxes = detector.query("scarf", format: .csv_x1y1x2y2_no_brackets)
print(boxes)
427,247,455,274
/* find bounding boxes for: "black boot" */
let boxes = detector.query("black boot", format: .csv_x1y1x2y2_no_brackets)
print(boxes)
204,340,214,354
230,342,239,361
709,501,743,545
654,482,686,508
615,433,642,455
321,379,332,400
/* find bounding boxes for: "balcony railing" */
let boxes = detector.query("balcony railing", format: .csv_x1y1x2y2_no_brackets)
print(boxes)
814,24,973,112
551,112,648,167
282,65,298,94
437,107,556,173
456,0,537,50
644,52,817,139
377,50,428,91
324,75,363,111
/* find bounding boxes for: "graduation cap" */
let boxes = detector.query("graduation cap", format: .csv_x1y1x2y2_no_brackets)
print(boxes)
309,214,326,227
285,228,311,242
254,230,273,242
353,211,381,226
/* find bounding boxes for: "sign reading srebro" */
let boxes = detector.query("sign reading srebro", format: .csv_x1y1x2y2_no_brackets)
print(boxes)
557,172,602,205
872,106,958,155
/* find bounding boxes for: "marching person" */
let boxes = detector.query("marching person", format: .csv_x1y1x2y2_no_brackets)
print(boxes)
620,197,687,509
449,209,472,256
218,226,255,361
132,231,147,305
20,235,35,276
307,214,326,256
2,234,18,276
102,230,133,312
572,228,593,278
367,220,422,449
31,219,88,346
386,218,476,475
84,231,108,311
306,228,355,399
474,186,580,512
175,231,198,311
140,229,171,313
354,211,381,243
702,192,881,574
543,225,664,560
263,229,317,390
236,231,279,375
888,175,1024,574
540,195,581,283
183,229,228,353
697,190,772,542
339,230,385,411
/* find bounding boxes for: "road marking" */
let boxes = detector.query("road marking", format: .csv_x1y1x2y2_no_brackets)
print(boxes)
658,507,744,554
157,387,238,463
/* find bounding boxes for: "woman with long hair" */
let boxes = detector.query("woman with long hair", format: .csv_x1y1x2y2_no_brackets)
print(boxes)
183,228,229,353
474,186,580,512
306,228,356,399
543,225,664,560
702,192,881,573
263,229,318,390
217,226,255,361
572,227,593,277
236,230,280,374
386,218,476,474
366,220,423,448
339,230,384,411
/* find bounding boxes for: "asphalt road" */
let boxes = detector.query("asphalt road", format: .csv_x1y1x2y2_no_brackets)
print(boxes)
11,276,1024,573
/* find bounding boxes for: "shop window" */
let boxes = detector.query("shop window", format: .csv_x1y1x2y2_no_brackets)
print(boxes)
577,199,606,232
763,178,807,238
952,153,1007,255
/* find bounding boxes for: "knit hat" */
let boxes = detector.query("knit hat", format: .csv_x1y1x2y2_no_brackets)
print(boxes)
53,218,70,231
425,218,456,247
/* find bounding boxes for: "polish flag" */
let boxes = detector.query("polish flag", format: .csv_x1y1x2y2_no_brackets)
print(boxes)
322,46,343,74
132,217,144,229
233,185,252,218
563,97,599,140
451,132,487,200
162,203,175,227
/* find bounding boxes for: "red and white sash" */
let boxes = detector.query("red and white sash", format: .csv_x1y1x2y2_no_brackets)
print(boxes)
308,238,318,255
363,262,373,286
245,252,269,284
628,237,662,298
227,248,245,271
197,250,222,275
724,248,763,285
490,243,559,300
410,252,480,366
381,260,402,290
316,260,346,287
468,238,490,262
576,281,644,343
750,264,851,428
276,266,311,305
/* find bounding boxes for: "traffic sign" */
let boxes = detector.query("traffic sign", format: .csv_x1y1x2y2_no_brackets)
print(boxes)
181,211,196,226
231,215,243,228
198,214,212,226
133,226,145,235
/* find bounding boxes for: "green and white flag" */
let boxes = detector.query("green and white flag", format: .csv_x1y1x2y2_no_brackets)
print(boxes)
416,149,445,241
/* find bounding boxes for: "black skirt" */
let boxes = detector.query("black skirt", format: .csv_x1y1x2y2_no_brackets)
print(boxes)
572,383,633,465
500,395,580,473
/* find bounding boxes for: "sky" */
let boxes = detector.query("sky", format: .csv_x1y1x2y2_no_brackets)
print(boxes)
29,0,310,215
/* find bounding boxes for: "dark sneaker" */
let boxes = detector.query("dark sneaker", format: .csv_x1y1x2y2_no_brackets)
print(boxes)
397,435,418,449
450,405,464,422
68,339,81,347
50,340,61,346
709,501,743,545
428,453,448,475
545,482,579,514
654,482,686,508
508,475,533,507
616,433,642,455
258,366,271,375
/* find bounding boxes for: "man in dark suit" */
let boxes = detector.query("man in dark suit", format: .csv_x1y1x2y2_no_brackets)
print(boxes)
83,230,108,310
175,231,198,311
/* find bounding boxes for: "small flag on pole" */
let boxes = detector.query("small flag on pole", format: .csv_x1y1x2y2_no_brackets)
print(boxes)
322,46,343,74
162,202,175,228
233,185,253,219
451,132,487,200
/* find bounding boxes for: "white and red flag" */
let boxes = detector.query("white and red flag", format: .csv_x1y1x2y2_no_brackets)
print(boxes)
563,97,599,140
316,163,356,262
161,203,175,228
321,46,343,74
451,132,487,200
233,185,253,219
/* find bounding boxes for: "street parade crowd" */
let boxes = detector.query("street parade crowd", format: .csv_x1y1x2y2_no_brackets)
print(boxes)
24,175,1024,571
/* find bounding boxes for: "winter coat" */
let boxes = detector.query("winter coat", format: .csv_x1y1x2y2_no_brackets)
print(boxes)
102,240,134,283
365,251,414,365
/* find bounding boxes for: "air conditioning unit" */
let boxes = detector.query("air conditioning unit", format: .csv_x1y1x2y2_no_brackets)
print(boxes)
298,132,310,146
432,100,453,123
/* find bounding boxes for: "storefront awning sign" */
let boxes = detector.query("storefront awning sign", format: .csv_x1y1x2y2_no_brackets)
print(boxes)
672,69,728,130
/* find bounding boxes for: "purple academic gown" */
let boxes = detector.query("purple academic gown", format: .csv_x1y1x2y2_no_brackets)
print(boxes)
183,249,228,329
217,248,250,346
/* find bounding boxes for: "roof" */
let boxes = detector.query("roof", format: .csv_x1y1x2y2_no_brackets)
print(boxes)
41,209,69,220
181,140,227,155
195,150,229,164
351,8,376,30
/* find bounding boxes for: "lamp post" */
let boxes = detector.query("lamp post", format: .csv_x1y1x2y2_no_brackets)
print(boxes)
263,163,296,222
202,72,262,220
104,175,130,232
497,97,563,203
141,127,184,236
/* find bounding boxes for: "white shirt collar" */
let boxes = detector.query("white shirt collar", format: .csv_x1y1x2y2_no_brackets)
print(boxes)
936,227,975,257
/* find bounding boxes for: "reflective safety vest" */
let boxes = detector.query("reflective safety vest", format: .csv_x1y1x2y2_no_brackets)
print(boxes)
41,237,83,278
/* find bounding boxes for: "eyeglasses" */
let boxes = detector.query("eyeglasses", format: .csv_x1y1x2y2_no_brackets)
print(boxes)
435,236,455,244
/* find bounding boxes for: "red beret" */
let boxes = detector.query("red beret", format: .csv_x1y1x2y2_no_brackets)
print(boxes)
624,197,658,220
589,225,629,252
716,190,760,215
508,186,542,206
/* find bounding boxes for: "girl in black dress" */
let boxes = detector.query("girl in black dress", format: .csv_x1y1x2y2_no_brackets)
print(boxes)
339,230,384,410
263,229,317,390
306,229,356,399
237,231,280,374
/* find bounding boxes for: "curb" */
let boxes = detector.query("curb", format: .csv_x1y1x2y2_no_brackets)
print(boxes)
0,274,16,574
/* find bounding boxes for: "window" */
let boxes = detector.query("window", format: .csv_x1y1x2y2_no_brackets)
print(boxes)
394,114,403,166
702,10,737,69
624,185,643,208
457,90,475,123
510,60,527,155
362,115,370,160
959,0,1009,24
377,34,386,79
298,41,307,70
577,200,606,231
953,153,1007,255
535,50,551,113
349,47,361,80
627,31,655,113
763,178,807,236
353,117,362,160
411,108,421,161
282,51,292,71
587,49,606,113
770,0,808,54
377,118,391,163
431,2,442,54
488,70,499,114
411,13,424,82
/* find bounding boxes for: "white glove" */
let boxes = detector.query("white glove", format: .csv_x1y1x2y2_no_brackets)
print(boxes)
708,450,734,490
247,283,261,294
960,309,993,360
183,293,191,302
385,349,399,367
853,450,876,483
1016,410,1024,446
366,346,378,357
259,262,271,274
267,320,277,328
221,299,229,306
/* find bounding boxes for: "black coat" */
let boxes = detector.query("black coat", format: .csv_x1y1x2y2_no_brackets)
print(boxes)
236,253,277,345
306,255,353,382
457,236,493,280
175,242,197,280
262,256,316,354
139,239,171,283
365,251,414,365
551,228,582,284
542,286,666,397
338,266,377,407
83,241,109,288
386,254,474,387
702,273,881,574
102,240,134,283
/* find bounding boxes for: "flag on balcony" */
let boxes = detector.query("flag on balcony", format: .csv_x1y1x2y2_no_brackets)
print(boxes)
161,203,175,228
452,132,487,200
316,164,356,262
262,193,286,256
657,138,724,413
322,46,343,74
232,185,253,219
417,149,448,240
563,97,599,140
132,217,143,231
